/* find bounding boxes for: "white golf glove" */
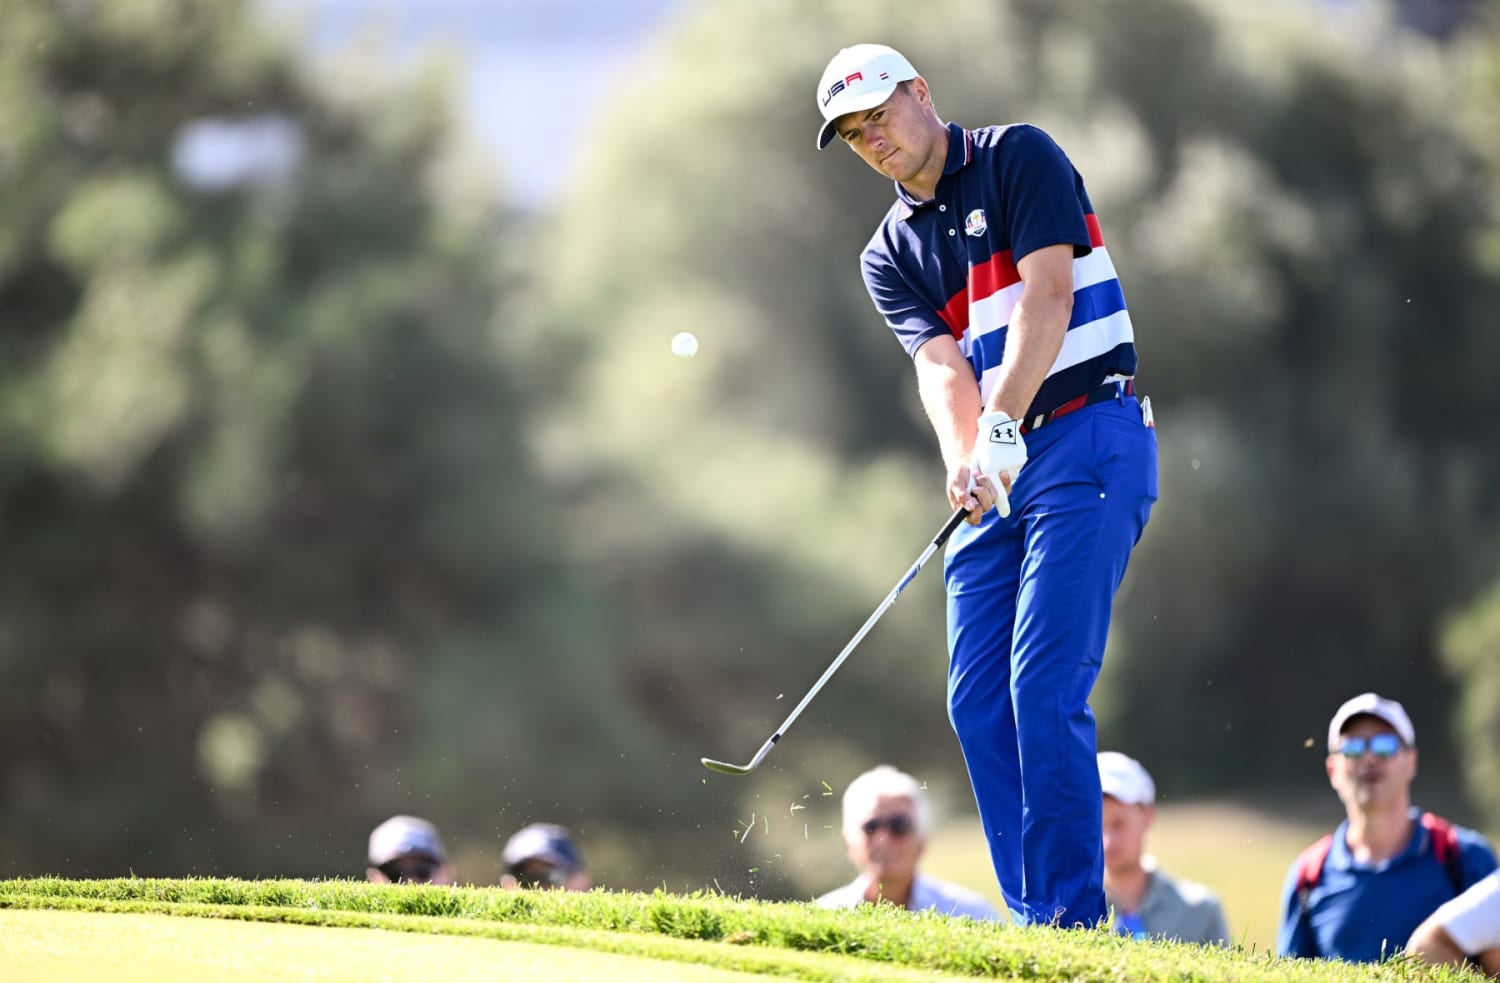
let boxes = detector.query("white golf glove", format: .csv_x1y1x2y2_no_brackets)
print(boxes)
973,412,1028,518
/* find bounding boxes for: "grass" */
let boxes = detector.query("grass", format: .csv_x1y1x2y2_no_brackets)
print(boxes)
0,876,1489,982
922,798,1338,951
2,908,783,983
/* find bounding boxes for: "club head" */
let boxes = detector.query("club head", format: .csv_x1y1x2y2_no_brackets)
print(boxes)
701,757,756,776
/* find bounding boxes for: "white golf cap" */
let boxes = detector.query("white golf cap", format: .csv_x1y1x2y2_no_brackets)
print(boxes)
1098,751,1155,806
815,43,920,150
1327,692,1415,751
368,815,447,866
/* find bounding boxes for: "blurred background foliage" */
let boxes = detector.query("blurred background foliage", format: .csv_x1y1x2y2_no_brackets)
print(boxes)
2,0,1499,904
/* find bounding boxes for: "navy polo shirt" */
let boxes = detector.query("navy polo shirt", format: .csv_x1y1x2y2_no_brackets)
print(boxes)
860,122,1137,420
1277,807,1499,963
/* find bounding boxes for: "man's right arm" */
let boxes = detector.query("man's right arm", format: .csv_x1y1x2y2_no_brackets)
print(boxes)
861,244,996,517
913,335,993,518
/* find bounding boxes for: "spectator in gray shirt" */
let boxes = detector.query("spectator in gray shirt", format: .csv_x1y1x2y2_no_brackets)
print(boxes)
1099,752,1230,945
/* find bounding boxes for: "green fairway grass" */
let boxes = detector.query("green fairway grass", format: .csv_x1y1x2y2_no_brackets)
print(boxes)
0,876,1487,982
1,908,781,983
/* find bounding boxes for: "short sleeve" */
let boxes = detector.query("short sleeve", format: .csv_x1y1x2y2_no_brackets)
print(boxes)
860,244,951,357
997,124,1093,264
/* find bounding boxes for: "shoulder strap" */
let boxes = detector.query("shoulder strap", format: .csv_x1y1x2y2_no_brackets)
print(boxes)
1295,835,1335,914
1420,812,1466,896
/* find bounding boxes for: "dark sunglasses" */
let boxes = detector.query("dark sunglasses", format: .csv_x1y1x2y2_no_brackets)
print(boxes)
861,816,916,838
512,864,570,889
1337,733,1405,759
379,857,439,884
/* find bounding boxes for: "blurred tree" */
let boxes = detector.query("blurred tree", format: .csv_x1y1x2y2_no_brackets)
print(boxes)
5,0,1498,902
1436,16,1500,835
0,0,656,880
1442,579,1500,828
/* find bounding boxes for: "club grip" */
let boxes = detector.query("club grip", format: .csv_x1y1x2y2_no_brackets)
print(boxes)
934,506,972,548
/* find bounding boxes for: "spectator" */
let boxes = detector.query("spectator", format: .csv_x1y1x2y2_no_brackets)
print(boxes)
1406,870,1500,977
816,765,998,920
366,814,456,886
501,823,591,891
1277,692,1498,962
1097,752,1230,944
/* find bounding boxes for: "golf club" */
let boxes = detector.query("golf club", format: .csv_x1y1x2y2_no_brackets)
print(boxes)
701,505,972,776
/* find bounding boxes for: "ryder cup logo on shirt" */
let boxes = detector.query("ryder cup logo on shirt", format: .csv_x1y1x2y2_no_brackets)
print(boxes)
965,209,988,237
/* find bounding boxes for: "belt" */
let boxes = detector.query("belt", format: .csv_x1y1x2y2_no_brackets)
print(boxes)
1019,379,1135,435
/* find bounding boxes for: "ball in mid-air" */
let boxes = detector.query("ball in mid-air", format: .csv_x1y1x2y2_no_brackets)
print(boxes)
670,331,699,358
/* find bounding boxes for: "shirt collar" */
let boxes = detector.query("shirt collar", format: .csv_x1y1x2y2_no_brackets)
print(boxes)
1329,807,1427,870
893,123,971,217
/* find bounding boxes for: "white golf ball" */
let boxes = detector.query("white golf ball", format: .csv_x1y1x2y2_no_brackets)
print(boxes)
670,331,698,358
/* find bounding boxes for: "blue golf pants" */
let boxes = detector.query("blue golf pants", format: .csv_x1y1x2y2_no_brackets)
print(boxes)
945,392,1157,928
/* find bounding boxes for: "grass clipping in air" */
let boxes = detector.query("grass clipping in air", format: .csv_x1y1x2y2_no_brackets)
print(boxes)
0,877,1484,982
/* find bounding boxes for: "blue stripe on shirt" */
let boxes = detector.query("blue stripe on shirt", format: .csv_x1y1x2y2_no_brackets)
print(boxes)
968,278,1129,379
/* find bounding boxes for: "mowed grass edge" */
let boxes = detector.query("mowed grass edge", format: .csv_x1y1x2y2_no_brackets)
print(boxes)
0,878,1484,983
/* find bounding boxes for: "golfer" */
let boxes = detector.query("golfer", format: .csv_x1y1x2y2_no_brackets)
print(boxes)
817,43,1157,928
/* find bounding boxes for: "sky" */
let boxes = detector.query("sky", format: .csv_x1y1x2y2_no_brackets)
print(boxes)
257,0,686,204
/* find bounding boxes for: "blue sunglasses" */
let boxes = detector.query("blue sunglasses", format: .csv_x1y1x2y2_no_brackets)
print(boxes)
1337,733,1405,759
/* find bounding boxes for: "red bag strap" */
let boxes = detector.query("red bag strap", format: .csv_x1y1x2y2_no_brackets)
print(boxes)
1295,834,1335,914
1421,812,1467,895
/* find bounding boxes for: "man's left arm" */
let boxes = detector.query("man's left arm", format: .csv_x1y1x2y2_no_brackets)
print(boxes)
983,244,1074,420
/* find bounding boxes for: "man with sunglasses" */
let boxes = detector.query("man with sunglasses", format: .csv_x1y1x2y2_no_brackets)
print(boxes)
500,823,591,891
1277,692,1497,963
366,814,456,886
816,765,998,920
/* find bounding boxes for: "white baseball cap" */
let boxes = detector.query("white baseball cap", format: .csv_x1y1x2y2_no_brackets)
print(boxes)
1327,692,1415,752
368,815,447,866
815,43,920,150
1098,751,1156,806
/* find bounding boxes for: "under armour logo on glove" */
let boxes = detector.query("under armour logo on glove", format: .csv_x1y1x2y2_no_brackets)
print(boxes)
989,420,1017,444
973,412,1029,519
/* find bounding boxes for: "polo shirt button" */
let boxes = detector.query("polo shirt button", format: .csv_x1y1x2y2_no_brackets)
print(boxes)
939,205,947,212
948,229,956,236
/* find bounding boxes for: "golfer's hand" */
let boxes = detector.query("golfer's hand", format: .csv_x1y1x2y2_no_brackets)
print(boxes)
973,412,1027,518
948,463,1001,526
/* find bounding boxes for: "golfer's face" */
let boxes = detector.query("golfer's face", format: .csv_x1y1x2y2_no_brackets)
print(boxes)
849,794,922,882
835,84,933,183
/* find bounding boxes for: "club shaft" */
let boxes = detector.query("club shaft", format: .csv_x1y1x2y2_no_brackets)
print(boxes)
737,506,970,769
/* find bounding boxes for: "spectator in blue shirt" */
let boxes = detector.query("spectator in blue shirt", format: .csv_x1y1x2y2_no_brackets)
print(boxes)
1277,693,1498,963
